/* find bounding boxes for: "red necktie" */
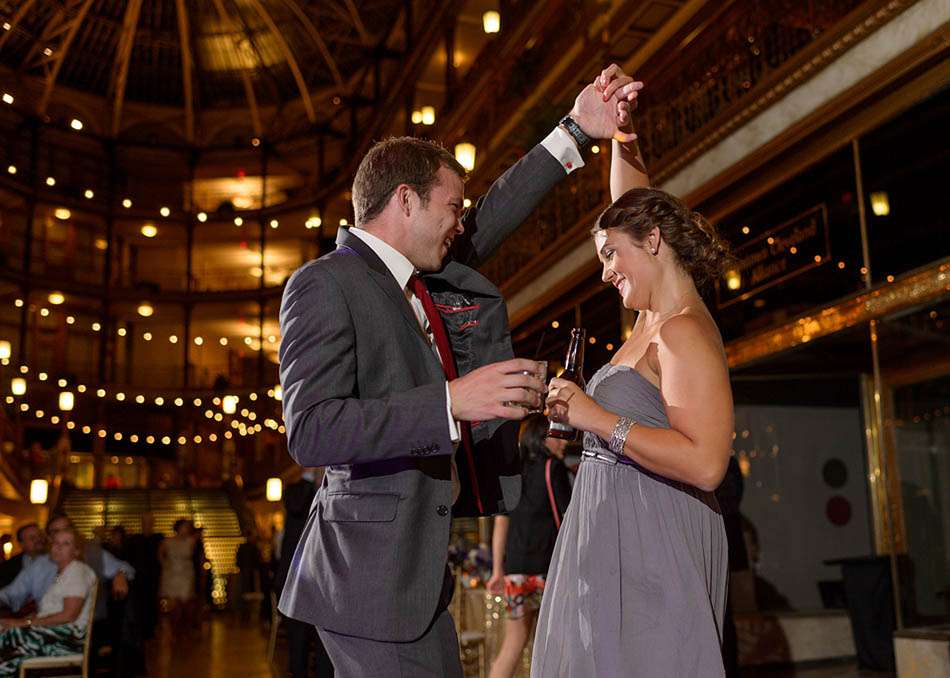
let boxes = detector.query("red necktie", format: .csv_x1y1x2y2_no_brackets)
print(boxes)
409,275,484,514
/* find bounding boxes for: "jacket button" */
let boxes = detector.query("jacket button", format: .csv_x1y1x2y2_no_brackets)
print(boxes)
436,505,449,517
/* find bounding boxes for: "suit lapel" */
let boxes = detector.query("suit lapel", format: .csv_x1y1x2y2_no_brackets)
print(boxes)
336,228,432,348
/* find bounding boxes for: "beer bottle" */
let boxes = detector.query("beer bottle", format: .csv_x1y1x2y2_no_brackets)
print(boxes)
548,328,587,440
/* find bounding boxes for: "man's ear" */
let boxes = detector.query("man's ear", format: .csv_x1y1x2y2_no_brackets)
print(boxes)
393,184,414,218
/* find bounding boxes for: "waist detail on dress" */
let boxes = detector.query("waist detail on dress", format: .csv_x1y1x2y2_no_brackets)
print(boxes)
581,447,635,467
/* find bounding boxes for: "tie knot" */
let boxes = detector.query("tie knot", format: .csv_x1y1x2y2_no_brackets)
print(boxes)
408,274,427,298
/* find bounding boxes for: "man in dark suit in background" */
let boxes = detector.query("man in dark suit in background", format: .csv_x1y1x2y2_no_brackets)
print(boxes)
0,523,44,589
278,76,635,676
276,469,333,677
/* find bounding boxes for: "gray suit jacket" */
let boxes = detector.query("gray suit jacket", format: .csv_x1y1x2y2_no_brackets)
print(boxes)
277,143,568,641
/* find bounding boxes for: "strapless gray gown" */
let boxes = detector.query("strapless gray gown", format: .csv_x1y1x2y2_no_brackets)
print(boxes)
531,364,727,677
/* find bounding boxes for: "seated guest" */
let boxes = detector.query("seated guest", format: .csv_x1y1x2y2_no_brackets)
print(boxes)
0,527,97,676
0,515,133,621
0,524,45,589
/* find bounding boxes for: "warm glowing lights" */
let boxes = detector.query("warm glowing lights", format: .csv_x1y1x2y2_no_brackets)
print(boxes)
11,378,26,396
117,327,127,337
70,118,83,131
725,269,742,291
197,211,208,222
54,208,71,220
30,479,48,504
273,385,283,401
463,198,472,209
551,320,559,329
159,206,170,217
266,478,282,502
115,392,125,401
269,219,279,229
137,303,154,317
234,217,244,226
84,189,94,199
742,226,751,235
222,395,239,414
38,372,47,381
411,110,423,124
482,10,501,33
194,336,204,346
13,299,23,308
6,165,15,174
421,106,435,126
454,142,476,171
339,218,348,227
92,322,101,331
143,332,152,341
870,191,890,216
48,292,65,305
45,176,56,187
169,334,178,344
122,198,132,209
305,214,322,230
141,223,158,238
219,337,228,346
591,145,600,154
1,93,13,105
59,391,74,411
0,341,9,361
95,238,108,251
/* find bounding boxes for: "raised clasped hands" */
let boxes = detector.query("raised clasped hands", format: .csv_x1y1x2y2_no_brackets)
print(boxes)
570,63,643,143
546,377,602,433
449,358,547,422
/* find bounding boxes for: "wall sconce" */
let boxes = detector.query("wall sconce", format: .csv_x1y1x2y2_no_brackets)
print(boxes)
482,10,500,33
455,142,476,171
266,477,282,502
222,395,238,415
30,479,48,504
59,391,74,411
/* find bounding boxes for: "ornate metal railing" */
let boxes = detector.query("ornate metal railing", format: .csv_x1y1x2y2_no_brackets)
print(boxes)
478,0,881,292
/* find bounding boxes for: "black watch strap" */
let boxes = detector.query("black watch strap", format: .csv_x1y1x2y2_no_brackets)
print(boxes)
558,115,591,150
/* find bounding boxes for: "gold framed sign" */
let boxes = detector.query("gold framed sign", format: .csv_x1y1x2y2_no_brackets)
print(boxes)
717,204,831,308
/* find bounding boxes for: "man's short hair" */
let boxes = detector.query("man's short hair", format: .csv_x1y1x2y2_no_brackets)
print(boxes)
352,137,466,227
16,522,38,543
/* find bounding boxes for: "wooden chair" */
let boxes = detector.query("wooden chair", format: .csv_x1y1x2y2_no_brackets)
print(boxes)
452,570,487,678
20,584,98,678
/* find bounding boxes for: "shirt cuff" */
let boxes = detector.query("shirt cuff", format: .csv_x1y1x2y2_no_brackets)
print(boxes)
540,126,586,175
445,382,460,443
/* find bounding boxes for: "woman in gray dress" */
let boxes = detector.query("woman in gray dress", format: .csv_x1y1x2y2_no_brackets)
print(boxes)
532,65,735,676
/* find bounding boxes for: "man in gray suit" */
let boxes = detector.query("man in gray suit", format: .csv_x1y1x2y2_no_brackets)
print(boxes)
278,79,633,676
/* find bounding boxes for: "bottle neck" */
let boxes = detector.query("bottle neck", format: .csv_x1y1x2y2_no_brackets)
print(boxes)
564,331,586,374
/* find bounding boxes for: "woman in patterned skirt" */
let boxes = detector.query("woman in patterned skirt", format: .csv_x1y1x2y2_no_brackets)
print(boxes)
0,526,97,675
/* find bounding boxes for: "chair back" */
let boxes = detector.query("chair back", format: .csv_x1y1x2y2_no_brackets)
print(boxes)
80,584,98,678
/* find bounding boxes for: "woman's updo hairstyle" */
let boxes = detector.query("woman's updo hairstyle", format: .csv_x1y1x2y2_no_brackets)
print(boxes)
593,187,732,289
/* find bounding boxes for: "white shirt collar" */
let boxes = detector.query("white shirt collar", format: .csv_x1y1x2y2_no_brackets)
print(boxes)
348,227,416,290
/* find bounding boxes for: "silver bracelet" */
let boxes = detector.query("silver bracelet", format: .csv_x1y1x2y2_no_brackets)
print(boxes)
609,416,637,455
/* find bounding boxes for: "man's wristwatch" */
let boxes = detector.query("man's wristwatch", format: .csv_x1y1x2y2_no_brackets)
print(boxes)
559,115,591,150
